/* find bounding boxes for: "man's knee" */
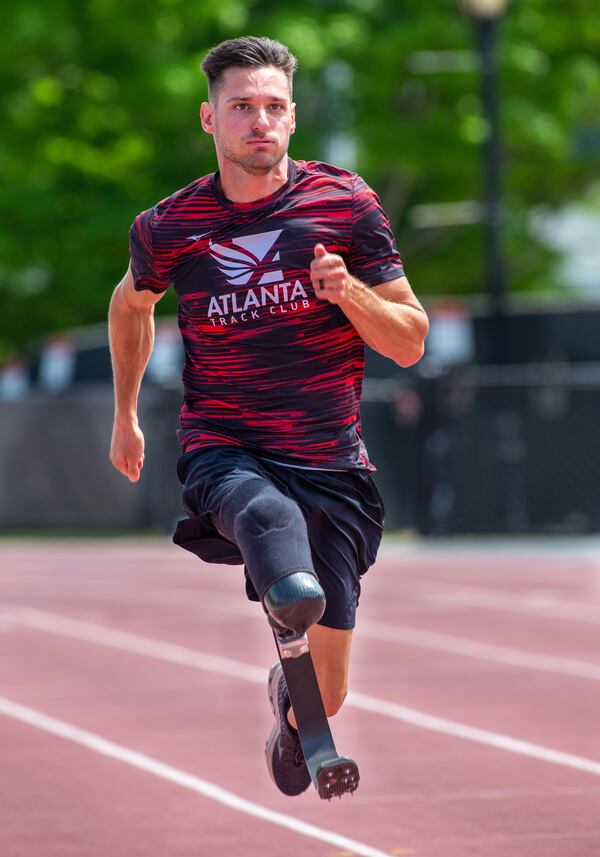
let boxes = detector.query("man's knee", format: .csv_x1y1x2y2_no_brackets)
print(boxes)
322,686,347,718
264,571,326,636
234,491,304,540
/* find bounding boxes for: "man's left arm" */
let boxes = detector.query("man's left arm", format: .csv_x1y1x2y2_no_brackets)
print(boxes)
310,243,429,368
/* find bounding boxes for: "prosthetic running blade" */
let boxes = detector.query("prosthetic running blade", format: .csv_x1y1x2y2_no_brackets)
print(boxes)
273,629,359,800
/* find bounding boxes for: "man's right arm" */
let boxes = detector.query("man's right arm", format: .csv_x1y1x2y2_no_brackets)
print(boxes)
108,263,165,482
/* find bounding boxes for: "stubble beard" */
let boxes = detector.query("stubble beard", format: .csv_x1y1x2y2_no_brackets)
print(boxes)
219,139,288,177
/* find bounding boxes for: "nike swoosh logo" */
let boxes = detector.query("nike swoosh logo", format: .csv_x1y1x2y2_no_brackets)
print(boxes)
187,232,210,241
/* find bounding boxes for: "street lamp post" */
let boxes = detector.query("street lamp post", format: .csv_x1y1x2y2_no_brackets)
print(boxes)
461,0,508,362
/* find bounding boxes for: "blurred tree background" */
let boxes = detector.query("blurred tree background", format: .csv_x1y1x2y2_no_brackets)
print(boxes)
1,0,599,361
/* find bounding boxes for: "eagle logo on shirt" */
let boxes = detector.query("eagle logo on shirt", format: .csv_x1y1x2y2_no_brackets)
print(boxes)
208,229,284,287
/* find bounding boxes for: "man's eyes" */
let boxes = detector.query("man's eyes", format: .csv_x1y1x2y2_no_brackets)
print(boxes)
233,103,285,111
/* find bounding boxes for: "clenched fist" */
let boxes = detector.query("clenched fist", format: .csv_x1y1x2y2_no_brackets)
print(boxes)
109,419,145,483
310,243,352,305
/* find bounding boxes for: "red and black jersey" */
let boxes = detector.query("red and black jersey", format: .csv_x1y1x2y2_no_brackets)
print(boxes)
129,158,404,469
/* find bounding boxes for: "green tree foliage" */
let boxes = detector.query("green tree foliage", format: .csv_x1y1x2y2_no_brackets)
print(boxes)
1,0,599,359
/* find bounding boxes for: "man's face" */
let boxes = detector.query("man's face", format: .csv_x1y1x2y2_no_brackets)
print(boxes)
200,65,296,176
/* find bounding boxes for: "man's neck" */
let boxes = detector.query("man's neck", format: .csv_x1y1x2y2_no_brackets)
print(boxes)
216,156,290,203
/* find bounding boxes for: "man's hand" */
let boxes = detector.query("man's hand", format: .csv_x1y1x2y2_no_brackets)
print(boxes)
310,244,352,305
109,418,145,483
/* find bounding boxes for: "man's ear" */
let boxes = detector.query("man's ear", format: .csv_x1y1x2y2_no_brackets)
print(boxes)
200,102,215,135
290,102,296,135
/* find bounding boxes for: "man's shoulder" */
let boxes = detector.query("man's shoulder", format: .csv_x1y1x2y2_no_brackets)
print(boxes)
138,173,215,224
293,159,361,191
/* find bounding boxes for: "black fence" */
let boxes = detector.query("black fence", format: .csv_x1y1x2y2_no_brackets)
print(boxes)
0,386,182,531
363,362,600,535
2,363,600,535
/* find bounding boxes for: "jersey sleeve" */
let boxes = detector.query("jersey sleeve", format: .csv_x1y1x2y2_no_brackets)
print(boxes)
129,208,172,294
346,176,405,286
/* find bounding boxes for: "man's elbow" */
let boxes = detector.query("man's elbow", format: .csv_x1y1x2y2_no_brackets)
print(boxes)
110,278,154,318
395,342,426,368
395,315,429,367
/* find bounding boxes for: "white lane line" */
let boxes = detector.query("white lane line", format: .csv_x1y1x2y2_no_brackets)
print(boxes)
358,619,600,681
126,593,600,683
0,696,394,857
159,594,600,682
405,582,600,626
6,605,266,685
7,605,600,779
347,693,600,777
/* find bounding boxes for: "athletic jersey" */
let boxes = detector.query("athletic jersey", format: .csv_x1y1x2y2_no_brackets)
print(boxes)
129,158,404,470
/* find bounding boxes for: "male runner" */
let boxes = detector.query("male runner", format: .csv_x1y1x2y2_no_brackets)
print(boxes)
109,36,428,799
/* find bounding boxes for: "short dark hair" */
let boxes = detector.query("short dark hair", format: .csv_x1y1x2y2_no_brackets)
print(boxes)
201,36,298,102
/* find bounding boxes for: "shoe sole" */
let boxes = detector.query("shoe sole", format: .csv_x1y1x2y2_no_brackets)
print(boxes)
315,757,360,800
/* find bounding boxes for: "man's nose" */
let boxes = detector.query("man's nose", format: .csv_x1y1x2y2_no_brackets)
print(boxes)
252,109,270,132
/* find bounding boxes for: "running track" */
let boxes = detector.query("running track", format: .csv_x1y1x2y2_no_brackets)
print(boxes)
2,538,600,856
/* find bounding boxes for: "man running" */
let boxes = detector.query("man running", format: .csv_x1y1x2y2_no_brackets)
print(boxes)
109,35,428,798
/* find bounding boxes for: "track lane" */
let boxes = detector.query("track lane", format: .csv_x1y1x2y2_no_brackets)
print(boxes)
4,539,600,665
0,711,384,857
6,600,600,761
4,624,600,857
3,540,600,856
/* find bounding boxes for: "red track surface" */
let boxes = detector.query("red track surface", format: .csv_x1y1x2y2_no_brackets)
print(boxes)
2,538,600,856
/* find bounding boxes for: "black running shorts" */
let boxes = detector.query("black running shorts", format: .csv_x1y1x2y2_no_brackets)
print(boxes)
173,447,385,630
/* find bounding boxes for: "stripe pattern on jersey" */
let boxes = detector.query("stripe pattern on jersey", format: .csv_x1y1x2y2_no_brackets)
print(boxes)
129,159,404,469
